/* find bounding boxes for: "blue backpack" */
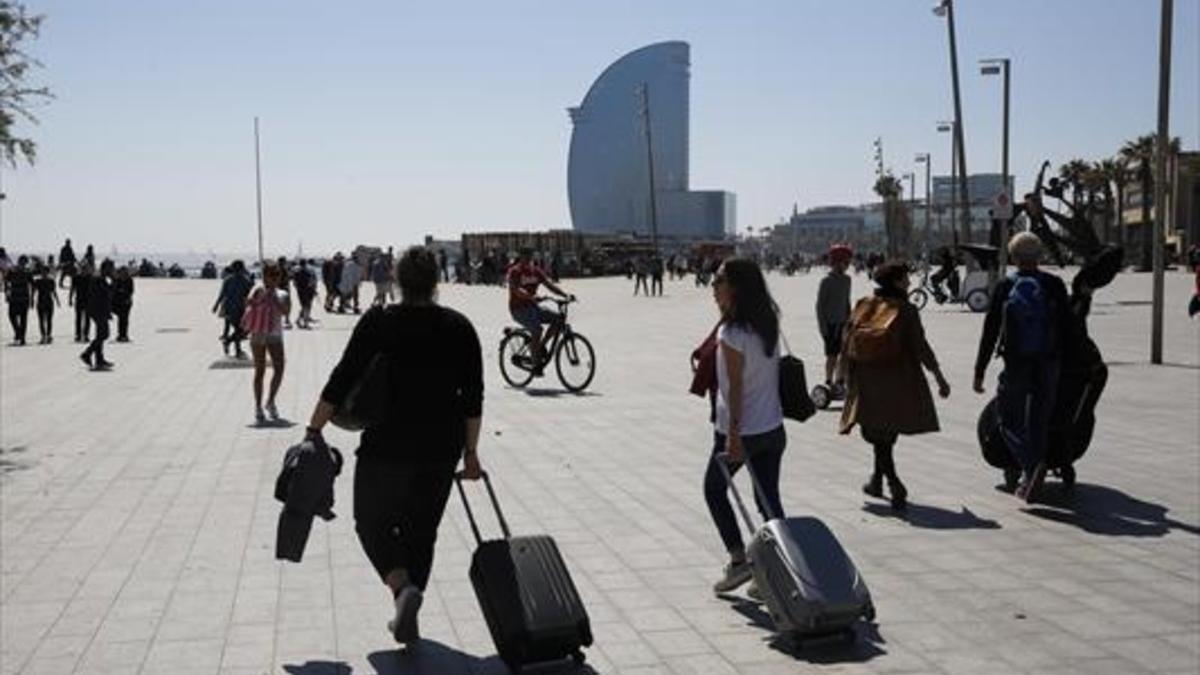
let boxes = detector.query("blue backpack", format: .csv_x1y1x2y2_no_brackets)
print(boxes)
1003,274,1054,357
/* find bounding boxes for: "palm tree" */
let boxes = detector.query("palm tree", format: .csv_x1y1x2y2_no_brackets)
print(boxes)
1120,134,1183,269
1058,158,1092,211
874,173,905,257
1094,159,1119,245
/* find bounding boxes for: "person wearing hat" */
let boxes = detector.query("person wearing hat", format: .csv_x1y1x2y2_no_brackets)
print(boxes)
974,231,1072,503
817,244,853,387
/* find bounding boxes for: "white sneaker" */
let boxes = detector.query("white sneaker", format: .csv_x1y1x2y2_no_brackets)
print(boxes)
388,585,423,644
712,560,753,594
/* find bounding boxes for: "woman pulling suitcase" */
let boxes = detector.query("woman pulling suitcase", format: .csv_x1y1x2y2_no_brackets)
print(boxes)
701,258,788,595
302,246,485,646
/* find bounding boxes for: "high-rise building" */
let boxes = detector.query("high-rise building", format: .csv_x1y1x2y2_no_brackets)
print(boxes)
567,41,735,239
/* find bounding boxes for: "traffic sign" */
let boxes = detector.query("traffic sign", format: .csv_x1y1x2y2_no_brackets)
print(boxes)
992,190,1013,220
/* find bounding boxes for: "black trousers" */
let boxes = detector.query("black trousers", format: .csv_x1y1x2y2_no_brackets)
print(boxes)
8,302,29,342
114,306,131,339
37,304,53,338
75,305,90,340
83,318,110,363
354,454,458,590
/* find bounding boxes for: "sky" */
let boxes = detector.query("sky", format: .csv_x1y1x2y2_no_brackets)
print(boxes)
3,0,1198,256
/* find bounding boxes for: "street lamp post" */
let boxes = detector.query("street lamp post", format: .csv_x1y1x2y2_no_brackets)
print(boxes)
934,0,971,244
937,121,958,246
904,172,916,257
1151,0,1173,364
981,58,1011,252
915,153,932,252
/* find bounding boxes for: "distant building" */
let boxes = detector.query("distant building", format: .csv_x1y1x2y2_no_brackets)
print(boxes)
567,41,735,239
932,173,1014,207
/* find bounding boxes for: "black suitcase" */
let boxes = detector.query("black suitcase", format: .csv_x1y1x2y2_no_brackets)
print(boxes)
456,472,592,672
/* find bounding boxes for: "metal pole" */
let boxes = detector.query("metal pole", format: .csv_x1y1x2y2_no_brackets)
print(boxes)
945,0,971,244
639,83,660,255
923,155,932,250
950,127,958,246
1000,59,1010,250
254,117,264,264
1151,0,1172,365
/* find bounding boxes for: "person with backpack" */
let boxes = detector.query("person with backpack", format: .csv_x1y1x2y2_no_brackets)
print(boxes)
974,232,1072,503
840,261,950,510
703,258,787,595
302,246,484,646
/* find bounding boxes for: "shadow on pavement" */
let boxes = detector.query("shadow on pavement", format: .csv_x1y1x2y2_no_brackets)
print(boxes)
1025,482,1200,537
248,418,298,430
1107,360,1199,370
862,502,1001,530
283,642,600,674
209,357,255,369
722,596,886,664
521,388,602,398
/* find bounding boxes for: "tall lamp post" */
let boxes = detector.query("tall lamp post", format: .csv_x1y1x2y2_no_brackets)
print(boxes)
937,121,959,245
1151,0,1173,364
980,57,1011,253
903,172,916,257
254,117,264,264
915,153,932,251
934,0,971,244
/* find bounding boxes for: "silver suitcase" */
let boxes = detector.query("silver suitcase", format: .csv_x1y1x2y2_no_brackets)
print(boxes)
717,459,875,638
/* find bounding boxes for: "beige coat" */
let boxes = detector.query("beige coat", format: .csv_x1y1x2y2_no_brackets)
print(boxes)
839,295,941,436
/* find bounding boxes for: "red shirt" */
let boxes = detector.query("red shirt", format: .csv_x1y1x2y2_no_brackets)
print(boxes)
507,262,547,311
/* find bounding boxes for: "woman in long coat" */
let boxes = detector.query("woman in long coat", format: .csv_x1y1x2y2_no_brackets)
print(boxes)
840,261,950,509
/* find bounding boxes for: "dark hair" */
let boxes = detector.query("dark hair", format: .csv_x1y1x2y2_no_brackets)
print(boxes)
720,257,779,356
873,260,910,290
398,246,438,302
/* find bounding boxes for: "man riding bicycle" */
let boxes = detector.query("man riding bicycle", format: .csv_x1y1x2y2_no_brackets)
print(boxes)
507,247,572,375
929,246,961,302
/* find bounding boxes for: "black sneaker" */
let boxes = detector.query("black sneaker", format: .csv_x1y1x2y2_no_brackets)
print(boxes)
80,351,92,368
862,474,884,499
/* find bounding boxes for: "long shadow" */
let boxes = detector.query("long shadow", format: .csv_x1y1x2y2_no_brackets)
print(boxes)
862,502,1001,530
1024,482,1200,538
721,596,885,664
247,418,298,430
283,641,600,675
521,387,602,398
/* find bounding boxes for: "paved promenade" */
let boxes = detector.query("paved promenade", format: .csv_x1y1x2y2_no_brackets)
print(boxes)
2,270,1198,674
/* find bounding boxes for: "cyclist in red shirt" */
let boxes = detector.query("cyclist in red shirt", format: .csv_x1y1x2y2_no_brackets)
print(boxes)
508,247,572,375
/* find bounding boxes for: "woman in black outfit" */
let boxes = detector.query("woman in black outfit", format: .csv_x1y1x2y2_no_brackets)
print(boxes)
303,246,484,646
112,266,135,342
33,264,61,343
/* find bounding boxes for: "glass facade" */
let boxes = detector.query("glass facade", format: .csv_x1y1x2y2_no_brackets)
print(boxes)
567,41,734,239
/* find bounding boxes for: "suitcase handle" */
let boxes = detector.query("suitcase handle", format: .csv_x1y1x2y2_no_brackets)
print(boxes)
713,454,780,536
454,470,513,545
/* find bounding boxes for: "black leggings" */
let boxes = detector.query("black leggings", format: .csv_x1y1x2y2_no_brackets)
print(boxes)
115,306,130,339
862,427,900,480
75,306,90,340
354,454,458,590
37,304,53,338
8,302,29,342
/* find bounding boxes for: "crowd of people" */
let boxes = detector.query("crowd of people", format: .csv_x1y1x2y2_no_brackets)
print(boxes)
1,230,1188,651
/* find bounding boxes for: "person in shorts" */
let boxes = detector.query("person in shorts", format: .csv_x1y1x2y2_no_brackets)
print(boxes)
816,244,853,387
244,261,288,423
507,247,572,375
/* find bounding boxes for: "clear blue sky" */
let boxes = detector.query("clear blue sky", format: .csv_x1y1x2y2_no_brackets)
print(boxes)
4,0,1198,255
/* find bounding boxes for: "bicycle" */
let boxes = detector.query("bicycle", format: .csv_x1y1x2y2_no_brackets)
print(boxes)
908,264,990,312
499,297,596,392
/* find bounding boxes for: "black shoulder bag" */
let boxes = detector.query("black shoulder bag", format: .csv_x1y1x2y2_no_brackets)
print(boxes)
778,333,815,423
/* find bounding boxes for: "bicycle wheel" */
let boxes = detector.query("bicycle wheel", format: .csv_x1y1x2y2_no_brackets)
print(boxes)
555,332,596,392
965,288,990,313
499,330,536,388
908,288,928,310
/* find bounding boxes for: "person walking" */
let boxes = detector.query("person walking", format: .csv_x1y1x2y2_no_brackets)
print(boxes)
70,263,93,343
322,255,340,312
213,259,252,358
339,253,362,313
702,258,787,594
650,255,665,296
302,246,484,645
33,264,60,344
5,256,32,345
839,261,950,510
112,265,135,342
816,244,853,388
370,254,391,307
633,256,649,296
81,260,115,370
244,262,288,423
293,259,318,329
58,238,77,289
974,232,1071,502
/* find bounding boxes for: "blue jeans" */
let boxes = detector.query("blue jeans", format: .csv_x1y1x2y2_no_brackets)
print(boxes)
703,426,786,554
997,358,1060,472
